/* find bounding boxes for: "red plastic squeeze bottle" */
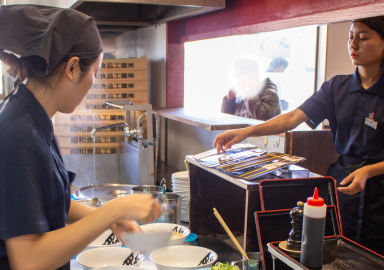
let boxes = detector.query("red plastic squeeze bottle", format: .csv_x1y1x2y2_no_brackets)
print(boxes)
300,188,327,268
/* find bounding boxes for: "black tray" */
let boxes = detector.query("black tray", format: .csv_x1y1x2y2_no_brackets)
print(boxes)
255,206,340,270
270,236,384,269
258,177,342,234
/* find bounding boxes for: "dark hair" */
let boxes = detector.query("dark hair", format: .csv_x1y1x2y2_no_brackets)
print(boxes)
269,57,288,69
354,17,384,39
233,58,259,74
353,16,384,72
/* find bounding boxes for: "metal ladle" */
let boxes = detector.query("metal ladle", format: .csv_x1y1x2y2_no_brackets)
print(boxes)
87,197,102,207
77,198,102,207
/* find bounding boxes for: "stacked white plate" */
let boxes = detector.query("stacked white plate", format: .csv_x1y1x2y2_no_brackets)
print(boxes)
171,171,189,222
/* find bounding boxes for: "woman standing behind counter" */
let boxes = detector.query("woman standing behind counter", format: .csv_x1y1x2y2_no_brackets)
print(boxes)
214,17,384,256
0,5,162,270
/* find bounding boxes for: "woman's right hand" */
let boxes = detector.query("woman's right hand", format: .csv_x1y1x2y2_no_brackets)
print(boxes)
106,194,162,224
213,128,249,154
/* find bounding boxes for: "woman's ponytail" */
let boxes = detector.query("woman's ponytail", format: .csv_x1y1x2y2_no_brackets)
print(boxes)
0,50,28,87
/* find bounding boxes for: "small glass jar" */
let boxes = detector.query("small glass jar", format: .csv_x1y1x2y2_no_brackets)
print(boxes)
231,251,261,270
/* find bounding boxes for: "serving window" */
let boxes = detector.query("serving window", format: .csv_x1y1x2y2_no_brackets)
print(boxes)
184,25,322,115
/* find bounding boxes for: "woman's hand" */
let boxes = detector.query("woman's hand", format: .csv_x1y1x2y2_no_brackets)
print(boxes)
106,194,162,224
213,128,249,154
213,109,309,154
338,167,370,195
111,219,142,244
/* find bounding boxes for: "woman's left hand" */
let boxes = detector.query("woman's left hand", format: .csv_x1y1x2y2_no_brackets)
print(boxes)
338,167,370,195
111,219,142,245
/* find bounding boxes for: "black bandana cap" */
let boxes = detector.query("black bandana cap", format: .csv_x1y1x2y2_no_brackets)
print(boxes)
0,4,103,77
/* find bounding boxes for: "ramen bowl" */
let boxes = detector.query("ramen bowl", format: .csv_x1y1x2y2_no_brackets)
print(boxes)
86,229,122,250
150,246,217,270
122,230,172,253
140,223,190,246
92,267,147,270
76,247,144,270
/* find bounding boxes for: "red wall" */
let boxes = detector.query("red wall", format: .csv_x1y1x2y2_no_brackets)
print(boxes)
166,0,384,107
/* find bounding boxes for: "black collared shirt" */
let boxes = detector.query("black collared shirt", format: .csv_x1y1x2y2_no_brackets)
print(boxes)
299,68,384,161
0,84,72,269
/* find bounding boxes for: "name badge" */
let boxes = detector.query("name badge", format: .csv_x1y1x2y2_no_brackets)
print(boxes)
365,117,378,129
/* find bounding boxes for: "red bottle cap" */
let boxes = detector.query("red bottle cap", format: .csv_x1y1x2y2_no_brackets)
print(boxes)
307,188,324,206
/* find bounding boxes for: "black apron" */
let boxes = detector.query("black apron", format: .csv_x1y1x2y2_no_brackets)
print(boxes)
328,156,384,255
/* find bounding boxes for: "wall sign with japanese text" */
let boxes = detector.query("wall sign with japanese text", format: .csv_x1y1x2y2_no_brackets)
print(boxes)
55,58,149,155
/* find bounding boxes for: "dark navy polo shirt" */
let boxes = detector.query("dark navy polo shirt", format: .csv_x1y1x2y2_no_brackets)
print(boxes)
0,84,72,269
299,68,384,161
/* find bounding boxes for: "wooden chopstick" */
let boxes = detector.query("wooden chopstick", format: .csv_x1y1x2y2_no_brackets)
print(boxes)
217,155,269,169
239,159,290,177
218,153,284,170
213,208,249,259
224,157,278,172
241,157,304,179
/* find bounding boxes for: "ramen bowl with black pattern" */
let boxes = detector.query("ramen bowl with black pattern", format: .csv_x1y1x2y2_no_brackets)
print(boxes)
92,267,147,270
140,223,190,246
85,229,122,251
76,247,144,270
150,246,218,270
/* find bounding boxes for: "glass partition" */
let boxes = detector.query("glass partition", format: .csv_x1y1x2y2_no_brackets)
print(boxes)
184,25,319,114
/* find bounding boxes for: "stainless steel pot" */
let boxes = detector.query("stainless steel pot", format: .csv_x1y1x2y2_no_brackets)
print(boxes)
72,183,138,203
152,192,183,224
131,185,160,194
132,187,183,224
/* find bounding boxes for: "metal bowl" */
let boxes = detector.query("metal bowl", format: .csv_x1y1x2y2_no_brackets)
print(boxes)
131,185,160,194
72,184,138,203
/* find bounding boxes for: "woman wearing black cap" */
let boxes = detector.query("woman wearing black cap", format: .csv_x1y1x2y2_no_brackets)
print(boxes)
0,5,162,270
214,17,384,255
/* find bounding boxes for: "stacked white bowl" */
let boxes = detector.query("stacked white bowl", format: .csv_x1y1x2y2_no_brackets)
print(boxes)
171,171,189,222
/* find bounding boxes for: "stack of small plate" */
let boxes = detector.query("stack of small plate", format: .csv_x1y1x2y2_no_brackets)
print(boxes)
171,171,189,222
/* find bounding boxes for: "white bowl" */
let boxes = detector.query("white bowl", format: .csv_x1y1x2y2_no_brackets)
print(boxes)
172,186,189,191
76,247,144,270
86,229,122,250
172,171,189,179
172,184,189,188
150,246,217,270
171,179,189,184
172,178,189,186
140,223,190,246
122,230,172,253
92,267,147,270
172,183,190,189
